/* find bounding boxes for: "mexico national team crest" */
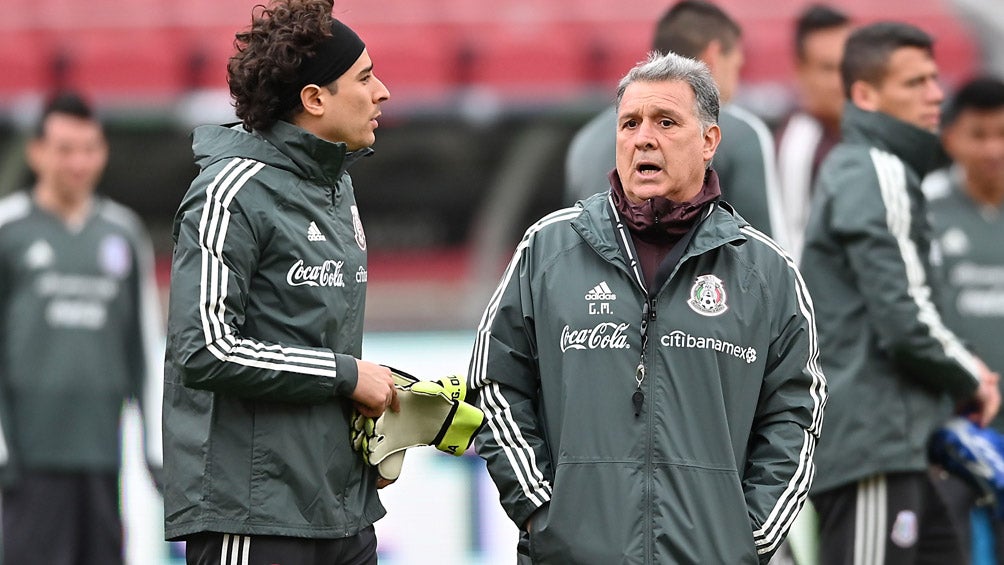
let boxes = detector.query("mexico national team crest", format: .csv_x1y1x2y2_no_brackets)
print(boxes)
350,205,367,251
99,234,132,278
687,274,728,316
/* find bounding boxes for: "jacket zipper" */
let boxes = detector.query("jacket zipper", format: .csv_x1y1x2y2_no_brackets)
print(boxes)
585,196,728,562
634,299,658,416
640,295,657,565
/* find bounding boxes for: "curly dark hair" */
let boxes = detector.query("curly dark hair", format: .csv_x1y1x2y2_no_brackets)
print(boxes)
228,0,336,132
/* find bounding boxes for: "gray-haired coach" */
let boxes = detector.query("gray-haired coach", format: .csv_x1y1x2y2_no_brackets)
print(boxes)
469,50,826,564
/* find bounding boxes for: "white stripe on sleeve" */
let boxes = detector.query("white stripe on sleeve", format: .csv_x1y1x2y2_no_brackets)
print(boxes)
194,158,342,379
468,207,580,508
870,149,981,382
742,227,826,555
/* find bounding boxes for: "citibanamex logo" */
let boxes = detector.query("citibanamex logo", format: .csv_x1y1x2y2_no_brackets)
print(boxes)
560,322,631,352
286,259,346,287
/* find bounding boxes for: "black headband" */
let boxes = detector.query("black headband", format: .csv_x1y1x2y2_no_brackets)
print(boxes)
281,19,366,114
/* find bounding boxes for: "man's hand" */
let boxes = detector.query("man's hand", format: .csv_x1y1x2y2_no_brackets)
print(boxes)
351,360,399,418
351,369,484,482
524,504,547,533
967,360,1001,428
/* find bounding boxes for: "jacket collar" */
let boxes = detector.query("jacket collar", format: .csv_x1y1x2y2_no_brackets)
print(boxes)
258,120,373,185
571,174,746,271
608,169,723,242
841,102,948,177
192,121,372,186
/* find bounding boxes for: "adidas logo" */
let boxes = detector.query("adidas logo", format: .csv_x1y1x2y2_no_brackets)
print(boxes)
307,221,326,242
584,281,616,301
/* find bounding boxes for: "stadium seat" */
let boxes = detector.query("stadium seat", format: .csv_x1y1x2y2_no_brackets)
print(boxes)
0,30,50,94
0,0,981,105
41,29,185,98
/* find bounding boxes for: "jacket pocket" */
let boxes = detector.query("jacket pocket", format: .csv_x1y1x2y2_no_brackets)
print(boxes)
652,463,758,564
248,401,356,528
531,462,644,564
527,503,548,562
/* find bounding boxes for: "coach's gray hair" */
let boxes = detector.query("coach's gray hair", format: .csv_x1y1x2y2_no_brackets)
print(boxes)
616,51,720,129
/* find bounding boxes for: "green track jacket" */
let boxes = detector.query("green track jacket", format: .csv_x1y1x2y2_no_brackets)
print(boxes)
0,193,163,480
469,191,826,564
801,104,981,495
163,121,383,539
926,167,1004,431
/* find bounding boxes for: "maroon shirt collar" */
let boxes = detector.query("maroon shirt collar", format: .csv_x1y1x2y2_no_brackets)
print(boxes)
609,168,722,241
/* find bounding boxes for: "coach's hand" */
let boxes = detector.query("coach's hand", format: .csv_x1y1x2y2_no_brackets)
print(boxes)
969,360,1001,428
351,360,400,418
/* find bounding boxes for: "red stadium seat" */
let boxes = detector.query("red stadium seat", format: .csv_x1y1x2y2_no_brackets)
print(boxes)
350,24,455,93
49,29,186,98
0,30,50,94
0,0,981,104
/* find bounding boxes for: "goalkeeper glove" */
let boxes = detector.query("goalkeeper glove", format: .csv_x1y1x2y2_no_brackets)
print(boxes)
351,370,416,481
351,367,485,481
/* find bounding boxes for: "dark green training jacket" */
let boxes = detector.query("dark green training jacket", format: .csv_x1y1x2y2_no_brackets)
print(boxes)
0,193,163,481
802,104,981,495
469,186,826,564
926,167,1004,432
163,121,383,540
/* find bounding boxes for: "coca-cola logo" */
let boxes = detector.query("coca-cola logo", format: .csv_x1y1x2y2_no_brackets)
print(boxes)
560,322,631,352
286,259,346,287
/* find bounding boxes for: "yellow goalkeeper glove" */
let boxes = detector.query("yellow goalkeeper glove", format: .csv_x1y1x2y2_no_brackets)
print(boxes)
351,368,484,481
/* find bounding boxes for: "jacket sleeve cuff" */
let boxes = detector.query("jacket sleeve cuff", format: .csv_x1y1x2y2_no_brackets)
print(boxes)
947,353,982,401
954,374,980,401
512,496,551,529
332,354,359,397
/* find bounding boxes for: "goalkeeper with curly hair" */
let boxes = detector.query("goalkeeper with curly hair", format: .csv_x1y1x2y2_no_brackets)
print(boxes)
162,0,397,562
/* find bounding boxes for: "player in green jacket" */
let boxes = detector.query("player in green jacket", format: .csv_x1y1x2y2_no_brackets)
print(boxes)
473,50,825,565
163,1,398,563
801,23,1001,565
924,75,1004,565
0,93,163,565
